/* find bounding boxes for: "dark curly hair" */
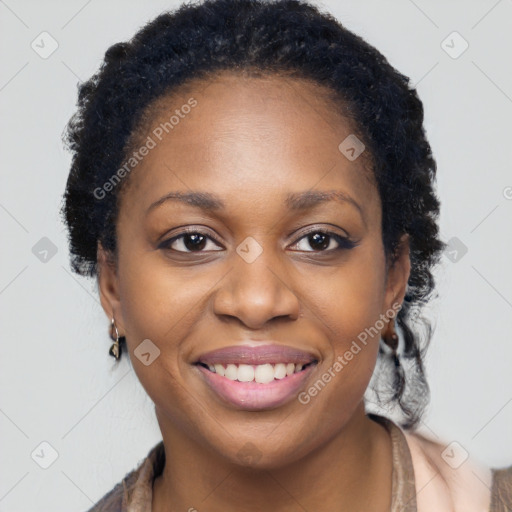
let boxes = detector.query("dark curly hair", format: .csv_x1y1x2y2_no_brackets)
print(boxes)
60,0,446,430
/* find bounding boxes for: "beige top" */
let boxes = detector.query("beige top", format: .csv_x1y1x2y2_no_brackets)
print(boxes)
86,413,512,511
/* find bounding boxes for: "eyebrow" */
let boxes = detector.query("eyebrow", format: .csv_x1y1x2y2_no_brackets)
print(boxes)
146,189,364,219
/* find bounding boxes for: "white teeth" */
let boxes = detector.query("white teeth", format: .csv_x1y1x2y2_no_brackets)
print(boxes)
254,363,275,384
204,361,311,383
237,364,255,382
274,363,287,379
224,364,238,380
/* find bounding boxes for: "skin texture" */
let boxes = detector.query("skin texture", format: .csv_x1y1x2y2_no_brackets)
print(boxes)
97,72,411,512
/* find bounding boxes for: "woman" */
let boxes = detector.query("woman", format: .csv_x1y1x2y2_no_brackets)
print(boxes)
60,0,512,510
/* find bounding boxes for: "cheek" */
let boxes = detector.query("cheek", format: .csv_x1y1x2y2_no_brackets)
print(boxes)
117,251,216,349
116,256,210,424
301,243,387,402
311,245,387,351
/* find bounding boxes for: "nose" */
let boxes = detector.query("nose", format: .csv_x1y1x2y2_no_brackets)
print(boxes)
212,251,301,330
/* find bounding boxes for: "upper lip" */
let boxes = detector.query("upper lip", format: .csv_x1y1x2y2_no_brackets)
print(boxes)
196,344,318,366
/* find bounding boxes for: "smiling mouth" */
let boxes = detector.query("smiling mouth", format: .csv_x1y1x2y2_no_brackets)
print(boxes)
195,361,318,384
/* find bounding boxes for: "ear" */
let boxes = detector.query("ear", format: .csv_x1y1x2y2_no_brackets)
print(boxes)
383,233,411,313
97,241,125,333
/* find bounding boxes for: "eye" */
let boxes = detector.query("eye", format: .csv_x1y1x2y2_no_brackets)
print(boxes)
291,229,357,252
158,229,223,253
159,227,357,254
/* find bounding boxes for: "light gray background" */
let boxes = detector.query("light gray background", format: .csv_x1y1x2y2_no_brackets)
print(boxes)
1,0,511,510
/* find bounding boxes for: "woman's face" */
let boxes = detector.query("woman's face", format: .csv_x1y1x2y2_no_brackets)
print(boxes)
98,71,410,468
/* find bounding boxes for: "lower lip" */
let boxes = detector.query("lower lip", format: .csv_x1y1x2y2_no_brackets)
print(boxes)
196,363,317,411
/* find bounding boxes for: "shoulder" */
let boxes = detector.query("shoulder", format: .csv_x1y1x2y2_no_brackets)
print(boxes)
84,441,165,512
84,477,128,512
84,467,143,512
489,464,512,511
401,429,495,512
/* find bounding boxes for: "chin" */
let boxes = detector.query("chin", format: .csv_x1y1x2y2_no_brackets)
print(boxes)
215,436,308,471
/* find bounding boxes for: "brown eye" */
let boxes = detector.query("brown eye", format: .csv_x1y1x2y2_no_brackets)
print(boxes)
306,232,330,251
159,230,223,253
291,229,357,252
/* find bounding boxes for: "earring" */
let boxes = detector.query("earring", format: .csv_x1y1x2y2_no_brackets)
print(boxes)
109,316,124,360
382,321,400,368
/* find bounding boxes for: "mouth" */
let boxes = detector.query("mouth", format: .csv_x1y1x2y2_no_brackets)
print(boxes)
193,344,319,410
195,360,317,383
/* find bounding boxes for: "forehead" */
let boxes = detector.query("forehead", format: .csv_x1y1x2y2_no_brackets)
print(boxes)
119,71,378,220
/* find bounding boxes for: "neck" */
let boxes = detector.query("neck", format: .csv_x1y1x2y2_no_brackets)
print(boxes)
152,402,393,512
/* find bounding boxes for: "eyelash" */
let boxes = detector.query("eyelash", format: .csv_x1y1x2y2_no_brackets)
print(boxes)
158,226,357,254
